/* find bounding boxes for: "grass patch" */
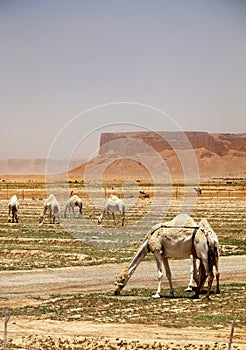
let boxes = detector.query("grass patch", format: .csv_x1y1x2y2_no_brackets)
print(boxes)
1,284,245,329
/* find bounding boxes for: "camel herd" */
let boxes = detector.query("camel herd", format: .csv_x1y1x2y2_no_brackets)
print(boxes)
7,192,220,299
7,193,124,226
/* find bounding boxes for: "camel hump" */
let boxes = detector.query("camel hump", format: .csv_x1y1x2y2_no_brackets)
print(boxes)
71,194,80,201
168,213,196,227
109,194,121,203
10,195,18,202
46,194,57,203
160,214,196,229
148,214,197,236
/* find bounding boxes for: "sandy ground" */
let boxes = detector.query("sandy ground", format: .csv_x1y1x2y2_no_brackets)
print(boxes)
0,256,246,348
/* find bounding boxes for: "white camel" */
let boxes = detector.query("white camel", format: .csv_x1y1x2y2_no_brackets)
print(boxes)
8,195,19,223
114,214,220,299
98,194,125,226
64,194,82,218
39,194,60,225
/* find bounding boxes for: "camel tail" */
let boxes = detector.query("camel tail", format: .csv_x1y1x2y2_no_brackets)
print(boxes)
207,240,219,273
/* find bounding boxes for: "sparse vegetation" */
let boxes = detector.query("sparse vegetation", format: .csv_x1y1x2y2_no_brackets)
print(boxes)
1,285,245,327
0,180,245,349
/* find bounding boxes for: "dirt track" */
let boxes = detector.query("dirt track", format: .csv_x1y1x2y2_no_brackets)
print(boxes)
0,256,246,348
0,256,245,301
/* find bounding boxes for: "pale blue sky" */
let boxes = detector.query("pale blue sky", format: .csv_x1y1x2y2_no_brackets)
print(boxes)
1,0,246,160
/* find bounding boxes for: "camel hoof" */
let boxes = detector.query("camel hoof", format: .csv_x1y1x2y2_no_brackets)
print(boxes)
191,294,200,299
152,293,161,299
168,293,175,298
114,290,120,296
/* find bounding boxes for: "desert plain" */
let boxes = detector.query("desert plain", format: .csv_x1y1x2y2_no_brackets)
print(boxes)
0,172,245,350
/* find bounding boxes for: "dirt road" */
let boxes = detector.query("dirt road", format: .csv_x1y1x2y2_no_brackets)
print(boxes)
0,256,245,301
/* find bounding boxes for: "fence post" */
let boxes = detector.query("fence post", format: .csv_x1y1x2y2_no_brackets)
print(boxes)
228,319,235,350
4,310,10,350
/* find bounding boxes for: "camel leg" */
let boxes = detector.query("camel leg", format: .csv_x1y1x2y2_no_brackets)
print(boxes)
70,204,76,217
215,255,220,294
121,212,125,226
215,272,220,294
192,261,207,299
199,260,214,299
78,204,82,217
39,206,47,226
49,208,53,224
8,207,11,222
185,255,198,292
152,250,163,298
112,212,117,226
206,270,214,299
39,215,45,226
162,256,175,298
14,208,18,223
71,205,75,217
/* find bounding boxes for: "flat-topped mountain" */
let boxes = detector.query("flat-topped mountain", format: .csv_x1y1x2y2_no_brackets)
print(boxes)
100,131,246,157
73,131,246,182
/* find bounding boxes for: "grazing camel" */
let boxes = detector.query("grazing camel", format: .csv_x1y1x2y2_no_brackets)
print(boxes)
39,194,60,225
98,194,125,226
8,195,19,223
64,194,82,218
194,187,202,196
114,214,220,299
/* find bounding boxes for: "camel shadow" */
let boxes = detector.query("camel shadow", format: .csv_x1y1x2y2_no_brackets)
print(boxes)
159,288,215,299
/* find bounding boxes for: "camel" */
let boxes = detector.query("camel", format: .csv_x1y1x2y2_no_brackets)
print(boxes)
8,195,19,223
98,194,125,226
114,214,220,299
39,194,60,225
64,194,82,218
194,187,202,196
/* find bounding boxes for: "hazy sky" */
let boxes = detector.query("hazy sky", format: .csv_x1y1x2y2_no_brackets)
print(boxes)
1,0,246,160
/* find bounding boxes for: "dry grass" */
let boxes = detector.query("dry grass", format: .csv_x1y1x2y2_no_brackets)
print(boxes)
0,180,245,349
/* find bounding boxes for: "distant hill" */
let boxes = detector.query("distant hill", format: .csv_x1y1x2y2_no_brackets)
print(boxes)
0,159,82,175
70,131,246,182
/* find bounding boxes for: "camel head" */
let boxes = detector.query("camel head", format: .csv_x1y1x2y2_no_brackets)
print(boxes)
114,275,126,295
98,214,103,225
114,267,129,295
